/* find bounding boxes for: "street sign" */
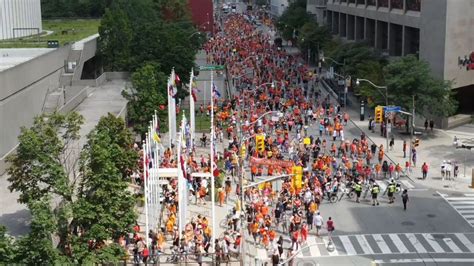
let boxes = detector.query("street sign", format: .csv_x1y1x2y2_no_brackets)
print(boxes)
199,65,225,71
383,106,401,112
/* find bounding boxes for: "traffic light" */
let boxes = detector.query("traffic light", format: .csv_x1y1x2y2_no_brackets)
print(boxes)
414,138,420,147
375,106,384,123
255,135,265,153
292,166,303,189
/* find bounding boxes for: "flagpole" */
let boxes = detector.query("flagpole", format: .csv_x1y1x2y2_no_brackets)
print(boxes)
189,68,195,150
143,134,150,247
171,69,177,146
210,70,216,252
167,77,173,147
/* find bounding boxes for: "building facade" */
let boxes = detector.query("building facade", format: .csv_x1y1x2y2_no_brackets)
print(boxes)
270,0,291,17
0,0,42,40
320,0,474,111
188,0,214,34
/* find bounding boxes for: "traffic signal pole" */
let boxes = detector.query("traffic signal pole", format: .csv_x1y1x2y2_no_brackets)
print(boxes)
409,95,415,172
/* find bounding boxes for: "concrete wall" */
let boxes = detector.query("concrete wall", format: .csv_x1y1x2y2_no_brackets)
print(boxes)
443,0,474,88
0,0,42,40
419,0,447,80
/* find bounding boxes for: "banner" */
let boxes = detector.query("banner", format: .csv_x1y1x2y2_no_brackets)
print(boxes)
250,157,294,168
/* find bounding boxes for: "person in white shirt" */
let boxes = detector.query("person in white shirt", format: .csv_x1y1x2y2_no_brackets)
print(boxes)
445,161,452,180
313,212,324,237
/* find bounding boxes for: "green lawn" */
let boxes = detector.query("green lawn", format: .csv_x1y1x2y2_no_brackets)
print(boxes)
178,112,211,133
0,19,100,48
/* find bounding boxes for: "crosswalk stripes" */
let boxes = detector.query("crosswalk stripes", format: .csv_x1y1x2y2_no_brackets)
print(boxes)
300,233,474,257
439,192,474,227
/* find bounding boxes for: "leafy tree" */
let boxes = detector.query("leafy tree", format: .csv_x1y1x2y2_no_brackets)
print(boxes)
7,112,84,204
0,225,16,263
94,114,139,179
277,0,312,40
122,64,169,137
154,0,191,21
384,55,457,117
298,21,331,61
72,126,136,260
98,7,133,71
14,198,69,265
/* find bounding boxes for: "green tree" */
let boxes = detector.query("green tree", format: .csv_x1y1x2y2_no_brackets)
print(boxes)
122,64,168,137
277,0,312,40
384,55,457,117
154,0,191,21
98,7,132,71
14,198,69,264
71,126,135,262
298,21,331,61
7,112,84,204
0,225,16,263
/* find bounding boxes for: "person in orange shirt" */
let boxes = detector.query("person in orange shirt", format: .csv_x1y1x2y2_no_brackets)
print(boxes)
218,188,225,207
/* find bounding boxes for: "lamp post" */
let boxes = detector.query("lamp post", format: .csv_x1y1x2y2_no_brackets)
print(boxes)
188,31,201,39
334,73,351,108
356,78,389,152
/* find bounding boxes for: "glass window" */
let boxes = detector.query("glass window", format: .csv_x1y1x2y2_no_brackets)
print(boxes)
406,0,420,11
357,0,366,5
378,0,389,8
367,0,376,6
349,0,356,4
341,0,347,3
390,0,403,9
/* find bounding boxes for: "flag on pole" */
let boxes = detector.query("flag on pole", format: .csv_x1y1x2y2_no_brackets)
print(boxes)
212,83,221,99
175,74,181,84
169,84,177,98
152,131,161,143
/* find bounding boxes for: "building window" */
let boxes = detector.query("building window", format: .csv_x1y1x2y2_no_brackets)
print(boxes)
378,0,389,8
406,0,420,11
367,0,376,6
341,0,347,3
349,0,356,4
390,0,403,9
357,0,366,5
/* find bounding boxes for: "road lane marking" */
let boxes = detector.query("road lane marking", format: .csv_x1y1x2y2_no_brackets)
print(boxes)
323,237,339,256
355,235,374,254
339,235,356,255
443,238,462,253
401,180,414,189
372,234,391,254
389,234,409,253
422,233,444,253
307,236,321,257
455,233,474,252
406,233,427,253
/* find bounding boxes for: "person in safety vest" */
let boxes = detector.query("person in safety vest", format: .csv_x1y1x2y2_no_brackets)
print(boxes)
371,184,380,206
386,180,396,203
353,181,362,203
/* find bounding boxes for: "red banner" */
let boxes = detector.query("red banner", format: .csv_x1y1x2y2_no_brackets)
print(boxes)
250,157,294,168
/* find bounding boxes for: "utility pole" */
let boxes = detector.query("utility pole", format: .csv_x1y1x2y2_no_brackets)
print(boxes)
409,95,415,173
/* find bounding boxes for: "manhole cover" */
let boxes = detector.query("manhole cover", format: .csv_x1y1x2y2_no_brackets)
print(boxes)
443,185,450,188
401,221,415,226
427,214,436,218
432,234,445,239
297,262,317,266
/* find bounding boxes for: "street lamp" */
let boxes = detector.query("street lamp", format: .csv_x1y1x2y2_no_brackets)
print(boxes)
334,73,351,108
356,78,389,152
188,31,201,39
322,56,345,66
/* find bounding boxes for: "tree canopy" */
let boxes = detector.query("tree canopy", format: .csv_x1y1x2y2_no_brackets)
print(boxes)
276,0,312,40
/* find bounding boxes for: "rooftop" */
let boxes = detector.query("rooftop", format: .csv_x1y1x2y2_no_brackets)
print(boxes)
0,48,55,72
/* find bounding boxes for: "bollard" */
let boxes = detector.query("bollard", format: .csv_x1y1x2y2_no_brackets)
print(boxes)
327,239,335,252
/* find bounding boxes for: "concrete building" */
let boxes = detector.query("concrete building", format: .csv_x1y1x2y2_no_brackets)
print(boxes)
270,0,291,16
0,0,42,40
0,34,126,174
316,0,474,112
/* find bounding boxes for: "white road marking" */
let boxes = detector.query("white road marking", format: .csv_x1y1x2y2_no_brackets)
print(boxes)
455,233,474,252
401,180,414,189
307,236,321,257
339,235,356,255
422,233,444,253
355,235,374,254
372,234,391,254
438,192,474,227
464,194,474,197
446,197,474,201
389,234,409,253
406,233,427,253
443,238,462,253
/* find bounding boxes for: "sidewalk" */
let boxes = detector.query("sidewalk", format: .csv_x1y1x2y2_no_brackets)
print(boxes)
320,78,474,193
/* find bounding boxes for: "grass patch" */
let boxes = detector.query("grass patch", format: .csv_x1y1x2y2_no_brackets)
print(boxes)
178,112,211,133
0,19,100,48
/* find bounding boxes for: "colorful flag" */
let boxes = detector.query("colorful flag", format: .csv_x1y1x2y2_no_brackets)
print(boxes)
153,131,161,143
191,88,198,102
175,74,181,84
212,83,221,98
168,84,177,98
